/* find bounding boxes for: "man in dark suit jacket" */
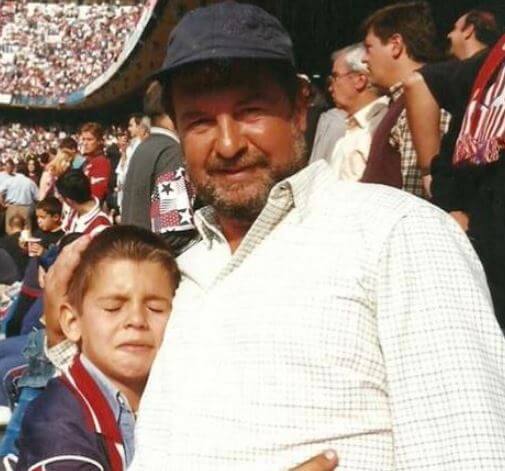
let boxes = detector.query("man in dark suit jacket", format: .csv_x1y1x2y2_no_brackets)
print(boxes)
122,81,196,254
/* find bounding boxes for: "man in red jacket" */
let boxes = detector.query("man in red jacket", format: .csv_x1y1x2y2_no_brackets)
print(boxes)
80,122,111,202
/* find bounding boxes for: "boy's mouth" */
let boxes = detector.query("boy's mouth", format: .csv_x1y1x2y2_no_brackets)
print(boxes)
117,342,153,352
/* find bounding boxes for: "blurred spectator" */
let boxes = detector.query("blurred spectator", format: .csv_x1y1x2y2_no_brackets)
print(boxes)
0,214,29,279
33,197,64,250
26,157,41,185
405,34,505,329
0,1,143,99
447,9,503,60
121,81,195,255
56,169,111,235
0,161,38,233
116,114,150,212
325,43,387,180
79,122,111,202
360,1,449,198
38,149,74,201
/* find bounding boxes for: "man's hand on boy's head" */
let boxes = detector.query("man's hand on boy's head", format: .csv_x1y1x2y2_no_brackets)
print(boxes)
44,234,92,347
290,451,338,471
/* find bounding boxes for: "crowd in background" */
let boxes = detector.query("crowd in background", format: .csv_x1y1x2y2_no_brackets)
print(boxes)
0,1,144,98
0,121,126,162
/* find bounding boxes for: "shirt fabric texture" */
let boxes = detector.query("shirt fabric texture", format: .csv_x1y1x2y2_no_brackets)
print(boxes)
308,108,347,164
83,154,112,202
132,160,505,470
328,96,388,181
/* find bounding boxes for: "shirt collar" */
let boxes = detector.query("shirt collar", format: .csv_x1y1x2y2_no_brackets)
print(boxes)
348,96,389,129
79,354,134,421
389,82,404,101
79,197,100,223
150,126,180,143
193,161,333,246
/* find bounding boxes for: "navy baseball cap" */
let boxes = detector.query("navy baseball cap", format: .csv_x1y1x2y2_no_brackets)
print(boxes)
155,1,295,79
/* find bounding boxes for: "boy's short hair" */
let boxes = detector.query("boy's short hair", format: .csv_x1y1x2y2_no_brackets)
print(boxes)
56,169,92,204
67,225,180,310
36,196,62,217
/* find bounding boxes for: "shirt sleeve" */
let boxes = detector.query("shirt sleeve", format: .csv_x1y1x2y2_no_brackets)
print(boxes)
376,205,505,469
153,141,184,179
88,158,111,201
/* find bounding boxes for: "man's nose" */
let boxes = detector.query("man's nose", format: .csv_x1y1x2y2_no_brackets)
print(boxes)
215,114,247,159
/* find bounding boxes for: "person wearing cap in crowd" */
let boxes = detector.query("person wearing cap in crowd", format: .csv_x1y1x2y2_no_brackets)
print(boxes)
45,3,505,470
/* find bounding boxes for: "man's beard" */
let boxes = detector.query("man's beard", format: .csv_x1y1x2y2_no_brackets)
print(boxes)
191,128,307,223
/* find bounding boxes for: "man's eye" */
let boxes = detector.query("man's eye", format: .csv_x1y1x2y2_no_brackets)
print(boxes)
240,107,263,116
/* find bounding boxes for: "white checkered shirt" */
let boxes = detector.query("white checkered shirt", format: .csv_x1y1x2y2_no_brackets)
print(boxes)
389,83,451,197
132,161,505,470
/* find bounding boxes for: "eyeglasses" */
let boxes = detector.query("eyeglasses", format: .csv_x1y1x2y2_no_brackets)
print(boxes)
326,71,355,86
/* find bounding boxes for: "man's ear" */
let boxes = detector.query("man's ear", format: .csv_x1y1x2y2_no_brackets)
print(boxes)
60,303,82,344
354,73,369,92
389,33,404,59
293,79,309,133
463,23,475,40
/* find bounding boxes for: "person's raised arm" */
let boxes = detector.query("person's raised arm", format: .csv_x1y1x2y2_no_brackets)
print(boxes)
404,71,441,196
43,235,91,346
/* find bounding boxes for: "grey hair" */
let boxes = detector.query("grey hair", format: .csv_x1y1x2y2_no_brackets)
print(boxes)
331,42,368,74
331,42,383,95
139,116,151,132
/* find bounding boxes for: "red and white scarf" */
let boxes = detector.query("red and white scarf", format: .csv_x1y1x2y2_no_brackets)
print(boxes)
454,34,505,166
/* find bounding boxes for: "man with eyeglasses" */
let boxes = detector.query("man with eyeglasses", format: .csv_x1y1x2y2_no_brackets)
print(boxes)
326,43,387,181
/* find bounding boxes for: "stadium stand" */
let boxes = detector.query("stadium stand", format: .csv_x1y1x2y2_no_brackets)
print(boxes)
0,1,143,99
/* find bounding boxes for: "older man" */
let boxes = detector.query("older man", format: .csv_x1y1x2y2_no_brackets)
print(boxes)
326,43,387,180
45,3,505,470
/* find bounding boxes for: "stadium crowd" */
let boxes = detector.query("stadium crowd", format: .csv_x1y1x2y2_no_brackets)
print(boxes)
0,1,144,98
0,1,504,470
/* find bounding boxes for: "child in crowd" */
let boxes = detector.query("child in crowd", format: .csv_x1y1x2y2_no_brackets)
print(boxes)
56,169,111,235
15,225,180,470
27,197,65,256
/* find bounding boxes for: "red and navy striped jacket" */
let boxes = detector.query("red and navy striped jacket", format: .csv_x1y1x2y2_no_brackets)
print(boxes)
16,356,126,470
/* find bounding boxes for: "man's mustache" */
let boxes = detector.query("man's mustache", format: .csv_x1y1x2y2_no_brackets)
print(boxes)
207,152,269,173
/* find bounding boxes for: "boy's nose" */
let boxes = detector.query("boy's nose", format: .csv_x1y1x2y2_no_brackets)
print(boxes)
124,308,148,329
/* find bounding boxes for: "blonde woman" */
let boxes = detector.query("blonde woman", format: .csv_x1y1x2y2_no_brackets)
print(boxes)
38,149,74,200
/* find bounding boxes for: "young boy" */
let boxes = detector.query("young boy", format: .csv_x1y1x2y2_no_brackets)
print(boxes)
15,225,180,470
33,197,65,250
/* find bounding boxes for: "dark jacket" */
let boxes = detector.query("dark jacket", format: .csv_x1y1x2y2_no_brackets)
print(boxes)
16,356,125,470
